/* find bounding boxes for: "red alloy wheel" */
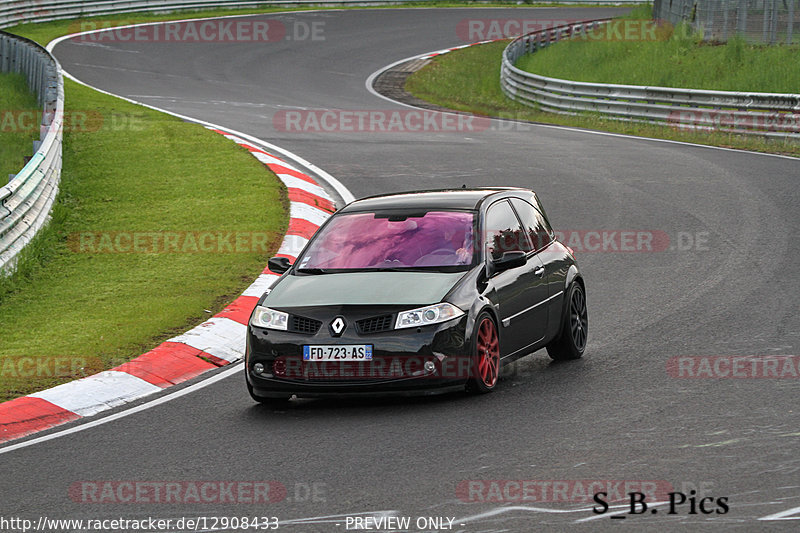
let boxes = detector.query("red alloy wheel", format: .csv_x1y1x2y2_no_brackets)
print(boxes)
476,317,499,387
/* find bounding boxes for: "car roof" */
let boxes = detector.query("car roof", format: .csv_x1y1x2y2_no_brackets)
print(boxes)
339,187,531,212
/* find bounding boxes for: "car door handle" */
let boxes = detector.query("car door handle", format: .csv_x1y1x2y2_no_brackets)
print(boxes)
534,266,545,277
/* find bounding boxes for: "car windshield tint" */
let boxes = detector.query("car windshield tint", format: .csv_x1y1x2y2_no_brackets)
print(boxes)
298,210,476,270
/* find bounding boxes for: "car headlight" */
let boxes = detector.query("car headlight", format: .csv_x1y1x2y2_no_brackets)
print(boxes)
250,305,288,331
395,303,465,330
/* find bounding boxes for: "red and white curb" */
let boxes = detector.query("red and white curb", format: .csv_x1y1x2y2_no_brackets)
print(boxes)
419,39,502,59
0,129,335,444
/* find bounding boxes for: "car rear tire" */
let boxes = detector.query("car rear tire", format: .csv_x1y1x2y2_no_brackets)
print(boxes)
546,281,588,361
466,312,501,394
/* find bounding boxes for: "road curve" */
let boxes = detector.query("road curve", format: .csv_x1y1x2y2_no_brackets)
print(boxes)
2,7,799,531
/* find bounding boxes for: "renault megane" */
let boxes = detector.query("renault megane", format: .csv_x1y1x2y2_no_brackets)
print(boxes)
245,187,587,402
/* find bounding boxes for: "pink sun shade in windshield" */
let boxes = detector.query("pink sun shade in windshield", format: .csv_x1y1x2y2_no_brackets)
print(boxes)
299,211,475,269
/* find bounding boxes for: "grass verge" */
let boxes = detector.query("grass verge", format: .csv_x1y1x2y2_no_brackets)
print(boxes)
0,73,39,181
0,78,287,402
405,17,800,156
516,9,800,92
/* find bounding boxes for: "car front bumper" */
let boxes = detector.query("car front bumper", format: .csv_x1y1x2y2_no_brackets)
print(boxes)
246,314,472,398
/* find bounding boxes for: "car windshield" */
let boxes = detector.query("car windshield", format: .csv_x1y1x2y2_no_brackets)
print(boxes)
296,210,476,271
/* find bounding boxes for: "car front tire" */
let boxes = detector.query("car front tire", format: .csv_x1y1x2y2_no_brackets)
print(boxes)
466,312,501,394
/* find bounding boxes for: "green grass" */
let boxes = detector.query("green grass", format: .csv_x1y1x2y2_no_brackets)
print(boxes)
405,36,800,156
0,73,39,181
0,78,287,401
516,19,800,93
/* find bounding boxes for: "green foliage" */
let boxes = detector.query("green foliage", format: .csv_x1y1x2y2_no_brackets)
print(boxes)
515,19,800,93
622,3,653,19
0,73,39,181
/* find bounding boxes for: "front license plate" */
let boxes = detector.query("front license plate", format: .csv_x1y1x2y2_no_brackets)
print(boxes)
303,345,373,361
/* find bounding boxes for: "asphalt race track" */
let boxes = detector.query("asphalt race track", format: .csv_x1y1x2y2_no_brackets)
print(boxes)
2,7,800,531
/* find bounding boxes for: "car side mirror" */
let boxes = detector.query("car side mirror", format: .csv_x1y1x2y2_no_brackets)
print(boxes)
268,256,292,274
489,251,527,274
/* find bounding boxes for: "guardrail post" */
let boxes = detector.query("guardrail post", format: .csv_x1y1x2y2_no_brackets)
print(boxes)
705,0,714,39
722,1,729,40
35,57,43,103
738,0,748,36
788,0,794,44
770,0,779,44
654,0,664,19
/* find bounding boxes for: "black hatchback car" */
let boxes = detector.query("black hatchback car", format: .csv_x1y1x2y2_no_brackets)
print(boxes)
245,187,587,402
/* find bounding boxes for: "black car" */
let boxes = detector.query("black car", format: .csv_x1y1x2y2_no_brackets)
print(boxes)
245,187,587,402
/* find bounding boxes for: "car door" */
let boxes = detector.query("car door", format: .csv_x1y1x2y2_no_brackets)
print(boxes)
510,197,566,335
484,199,549,357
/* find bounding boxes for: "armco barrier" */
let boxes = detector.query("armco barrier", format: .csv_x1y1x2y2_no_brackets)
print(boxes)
500,19,800,139
0,31,62,274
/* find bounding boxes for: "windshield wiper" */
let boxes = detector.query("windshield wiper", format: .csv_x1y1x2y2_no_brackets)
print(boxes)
297,266,469,274
349,266,464,273
296,268,329,274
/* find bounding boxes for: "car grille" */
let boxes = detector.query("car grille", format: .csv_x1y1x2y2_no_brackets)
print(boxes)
300,357,428,382
289,315,322,335
272,356,432,382
356,314,394,334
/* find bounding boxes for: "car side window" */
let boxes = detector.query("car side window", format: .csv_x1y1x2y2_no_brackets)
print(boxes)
510,198,553,252
485,200,529,260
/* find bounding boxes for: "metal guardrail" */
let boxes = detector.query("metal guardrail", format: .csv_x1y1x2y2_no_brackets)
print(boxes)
0,31,63,274
500,19,800,138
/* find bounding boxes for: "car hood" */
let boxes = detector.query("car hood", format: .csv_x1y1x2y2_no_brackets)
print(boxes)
263,271,466,307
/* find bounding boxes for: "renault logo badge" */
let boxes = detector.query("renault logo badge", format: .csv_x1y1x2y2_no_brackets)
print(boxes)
330,316,346,337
